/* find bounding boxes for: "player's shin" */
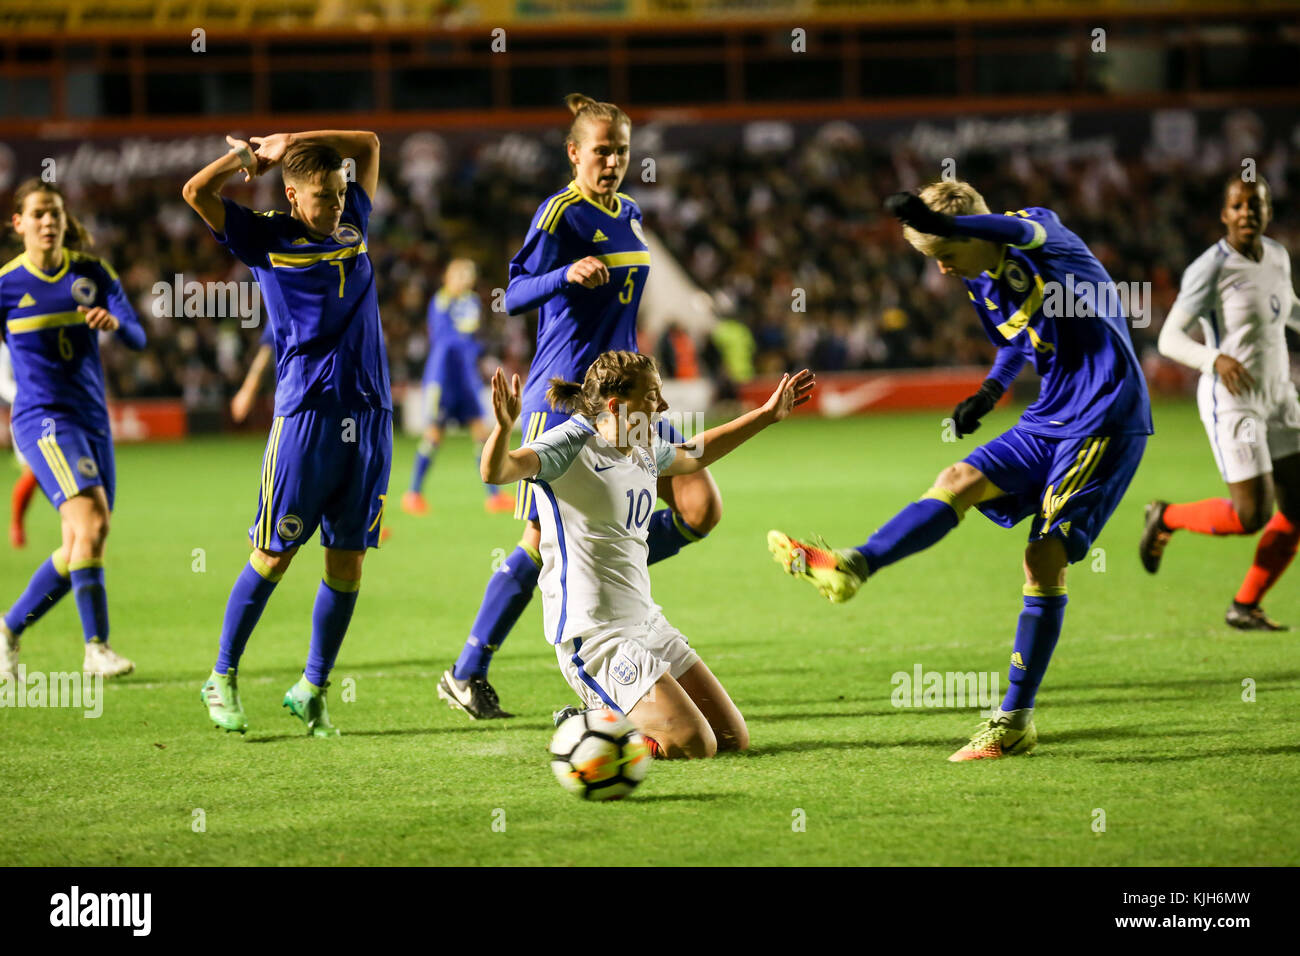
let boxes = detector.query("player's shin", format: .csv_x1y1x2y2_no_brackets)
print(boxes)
69,560,109,644
1000,586,1068,716
214,554,283,674
304,575,360,686
1235,510,1300,606
454,543,541,680
855,489,963,574
410,437,437,494
2,550,72,637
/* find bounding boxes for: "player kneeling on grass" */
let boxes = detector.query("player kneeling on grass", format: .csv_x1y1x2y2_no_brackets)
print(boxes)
482,351,813,758
769,181,1152,761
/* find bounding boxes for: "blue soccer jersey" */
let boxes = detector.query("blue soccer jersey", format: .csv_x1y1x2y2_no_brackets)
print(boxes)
210,181,390,416
0,249,146,432
958,207,1152,439
424,288,482,382
506,183,651,410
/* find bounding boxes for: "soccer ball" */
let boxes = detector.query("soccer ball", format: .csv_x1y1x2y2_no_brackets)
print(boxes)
549,708,650,801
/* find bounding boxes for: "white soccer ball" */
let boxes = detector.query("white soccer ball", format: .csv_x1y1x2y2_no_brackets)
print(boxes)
549,708,650,801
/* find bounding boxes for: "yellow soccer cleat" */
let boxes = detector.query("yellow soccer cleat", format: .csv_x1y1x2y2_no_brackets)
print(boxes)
767,530,866,604
948,715,1038,762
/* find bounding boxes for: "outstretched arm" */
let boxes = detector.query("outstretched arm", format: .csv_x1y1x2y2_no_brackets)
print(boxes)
664,370,814,476
884,193,1039,246
480,367,541,485
250,130,380,200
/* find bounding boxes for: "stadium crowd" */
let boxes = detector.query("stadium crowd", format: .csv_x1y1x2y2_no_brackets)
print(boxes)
3,116,1295,421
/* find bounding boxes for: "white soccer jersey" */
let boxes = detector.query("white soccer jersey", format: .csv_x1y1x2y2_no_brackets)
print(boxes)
524,415,677,645
1161,237,1300,385
0,342,16,406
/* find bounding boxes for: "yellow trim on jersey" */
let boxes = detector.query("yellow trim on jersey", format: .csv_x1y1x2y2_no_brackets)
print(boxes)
258,417,285,549
570,181,622,219
514,412,546,520
69,249,119,281
21,250,70,284
1011,221,1048,251
616,192,639,207
268,242,368,269
539,188,582,234
995,271,1046,341
589,251,651,269
1038,437,1109,534
1023,583,1068,598
37,436,78,500
0,254,27,280
367,493,387,534
6,311,86,334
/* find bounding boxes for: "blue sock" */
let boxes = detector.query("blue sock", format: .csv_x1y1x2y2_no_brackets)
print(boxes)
214,557,281,675
1001,591,1068,711
69,564,109,645
855,493,961,574
3,552,72,637
453,544,541,680
304,576,360,686
646,509,708,566
410,438,437,494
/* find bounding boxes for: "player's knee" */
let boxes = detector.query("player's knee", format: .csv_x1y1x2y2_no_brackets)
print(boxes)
672,474,723,533
657,714,717,759
1239,502,1271,534
935,462,983,498
256,546,298,573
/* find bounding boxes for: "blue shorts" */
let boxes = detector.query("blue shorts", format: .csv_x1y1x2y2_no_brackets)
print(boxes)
11,412,115,510
964,425,1147,564
514,406,686,522
423,351,484,427
250,407,392,552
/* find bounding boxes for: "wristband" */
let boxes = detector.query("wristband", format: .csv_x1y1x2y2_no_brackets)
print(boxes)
231,144,255,169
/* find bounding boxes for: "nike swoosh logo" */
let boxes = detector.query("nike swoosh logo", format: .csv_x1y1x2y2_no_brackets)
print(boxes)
593,464,616,472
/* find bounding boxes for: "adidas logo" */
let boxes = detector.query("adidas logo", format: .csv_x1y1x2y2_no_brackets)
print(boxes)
592,229,608,242
1010,652,1027,671
18,292,36,308
984,297,998,310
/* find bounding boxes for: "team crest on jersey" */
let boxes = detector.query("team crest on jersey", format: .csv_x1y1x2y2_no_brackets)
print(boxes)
76,457,98,478
610,655,639,686
276,514,304,540
332,223,361,245
70,277,97,306
1004,262,1029,293
630,219,646,245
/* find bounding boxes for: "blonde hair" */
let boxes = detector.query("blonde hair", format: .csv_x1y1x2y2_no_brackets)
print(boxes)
564,93,631,177
547,350,657,420
902,180,990,258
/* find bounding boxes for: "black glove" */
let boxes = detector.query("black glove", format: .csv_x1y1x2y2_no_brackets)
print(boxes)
952,379,1004,437
884,192,956,237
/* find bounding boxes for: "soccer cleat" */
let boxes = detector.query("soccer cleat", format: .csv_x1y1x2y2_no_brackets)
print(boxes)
0,620,18,682
437,668,514,719
484,491,516,514
283,677,340,737
401,490,429,516
948,714,1038,762
767,529,866,604
83,640,134,678
1138,500,1172,574
1225,602,1288,631
552,704,586,727
200,670,248,734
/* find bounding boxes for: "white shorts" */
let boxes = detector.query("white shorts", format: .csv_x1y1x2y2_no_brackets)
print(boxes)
1198,376,1300,483
556,606,702,715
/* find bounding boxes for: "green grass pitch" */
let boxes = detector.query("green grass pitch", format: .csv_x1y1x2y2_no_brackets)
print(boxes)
2,400,1297,866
